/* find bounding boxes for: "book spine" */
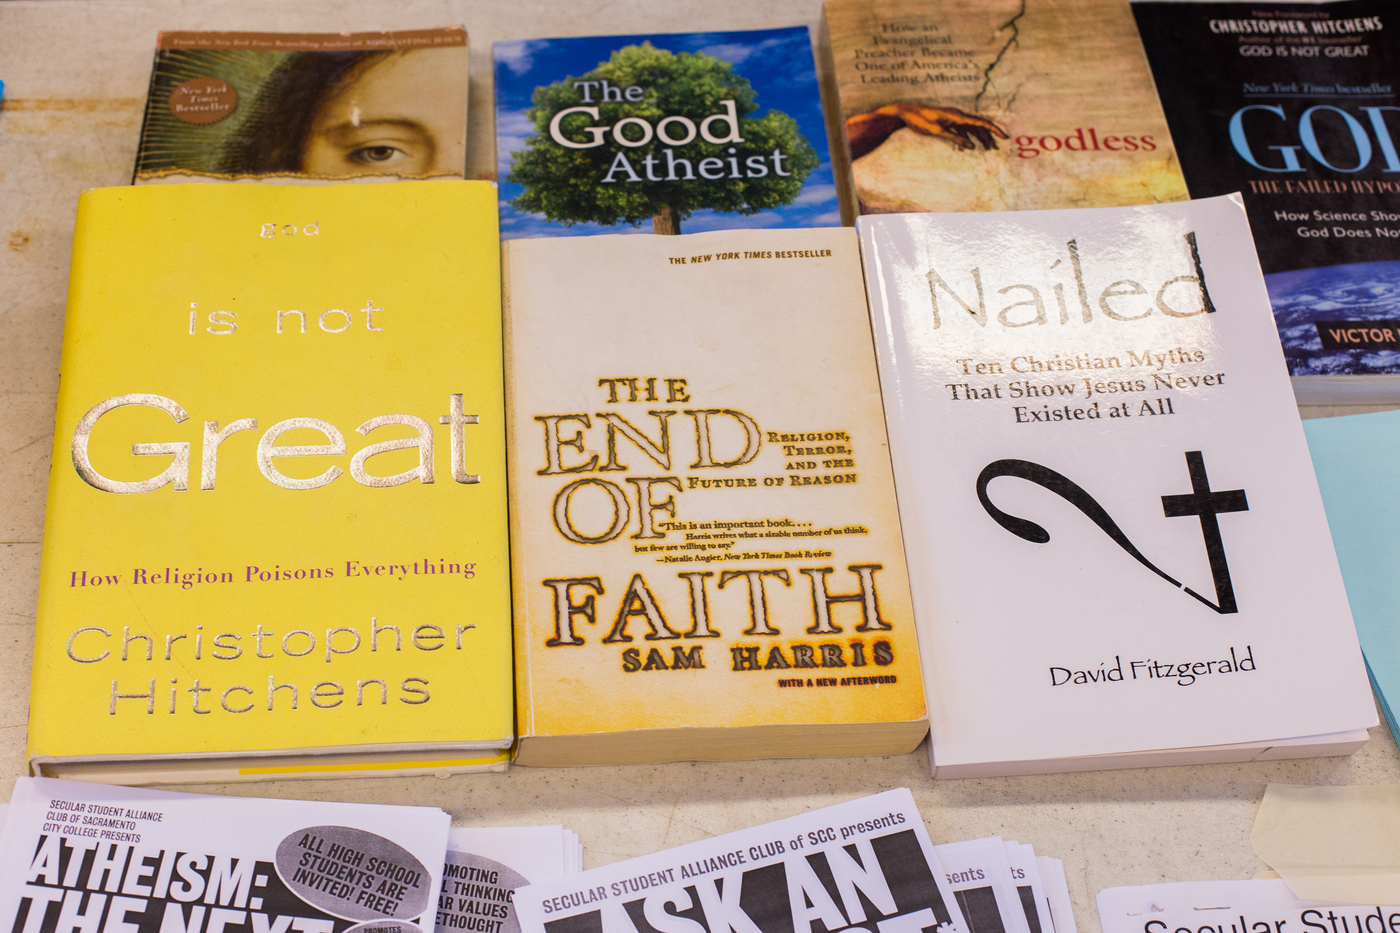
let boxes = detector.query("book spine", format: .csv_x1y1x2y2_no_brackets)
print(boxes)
501,241,535,743
28,191,100,766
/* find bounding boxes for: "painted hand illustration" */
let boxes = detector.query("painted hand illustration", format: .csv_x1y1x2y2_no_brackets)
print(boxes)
845,103,1009,160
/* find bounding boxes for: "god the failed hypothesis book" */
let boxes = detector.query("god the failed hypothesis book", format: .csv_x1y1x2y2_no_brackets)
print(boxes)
1133,1,1400,401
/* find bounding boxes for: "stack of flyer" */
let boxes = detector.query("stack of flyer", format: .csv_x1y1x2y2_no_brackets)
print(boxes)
511,789,1076,933
0,777,582,933
0,777,452,933
1098,879,1400,933
935,836,1076,933
441,826,582,933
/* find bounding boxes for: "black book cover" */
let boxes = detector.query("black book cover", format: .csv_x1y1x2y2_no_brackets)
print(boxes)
1133,1,1400,381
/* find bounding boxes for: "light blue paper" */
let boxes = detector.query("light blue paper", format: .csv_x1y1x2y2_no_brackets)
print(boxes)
1303,409,1400,738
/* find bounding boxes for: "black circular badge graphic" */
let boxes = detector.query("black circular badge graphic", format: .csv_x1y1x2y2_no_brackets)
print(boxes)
438,852,529,933
275,826,432,921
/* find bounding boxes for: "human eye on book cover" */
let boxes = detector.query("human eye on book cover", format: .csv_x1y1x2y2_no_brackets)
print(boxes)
133,28,469,184
493,27,840,238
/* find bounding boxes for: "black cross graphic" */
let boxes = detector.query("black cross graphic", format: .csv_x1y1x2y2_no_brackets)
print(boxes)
1161,450,1249,614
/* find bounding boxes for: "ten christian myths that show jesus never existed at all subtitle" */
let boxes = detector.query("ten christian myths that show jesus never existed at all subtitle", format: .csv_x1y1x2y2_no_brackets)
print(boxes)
493,27,839,238
27,181,513,784
1133,0,1400,402
821,0,1189,217
857,195,1376,779
504,227,927,766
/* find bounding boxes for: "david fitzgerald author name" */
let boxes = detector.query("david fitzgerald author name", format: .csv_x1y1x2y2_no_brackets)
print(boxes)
1051,647,1256,687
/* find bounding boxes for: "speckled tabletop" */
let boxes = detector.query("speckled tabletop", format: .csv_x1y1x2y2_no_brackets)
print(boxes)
1,2,1397,930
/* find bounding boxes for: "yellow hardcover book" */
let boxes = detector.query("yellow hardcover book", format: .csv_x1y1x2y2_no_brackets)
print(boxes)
28,180,512,783
504,228,928,766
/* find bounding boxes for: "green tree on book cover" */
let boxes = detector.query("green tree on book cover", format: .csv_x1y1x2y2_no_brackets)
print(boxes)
507,43,819,235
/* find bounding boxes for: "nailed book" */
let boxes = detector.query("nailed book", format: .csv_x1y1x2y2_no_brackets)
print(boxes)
858,196,1376,778
28,181,512,782
1133,1,1400,402
822,0,1188,217
494,28,839,238
504,227,926,766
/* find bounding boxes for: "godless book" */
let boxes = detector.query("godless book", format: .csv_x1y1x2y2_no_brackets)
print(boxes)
822,0,1188,216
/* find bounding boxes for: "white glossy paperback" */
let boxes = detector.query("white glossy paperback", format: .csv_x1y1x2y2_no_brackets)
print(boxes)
857,196,1376,777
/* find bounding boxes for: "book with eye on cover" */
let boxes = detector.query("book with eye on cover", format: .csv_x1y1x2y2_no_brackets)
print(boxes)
857,194,1375,778
134,28,469,184
1132,0,1400,402
503,226,927,766
27,180,512,783
820,0,1188,219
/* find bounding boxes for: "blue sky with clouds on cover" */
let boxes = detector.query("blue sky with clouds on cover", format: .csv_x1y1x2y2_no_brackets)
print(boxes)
493,27,840,239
